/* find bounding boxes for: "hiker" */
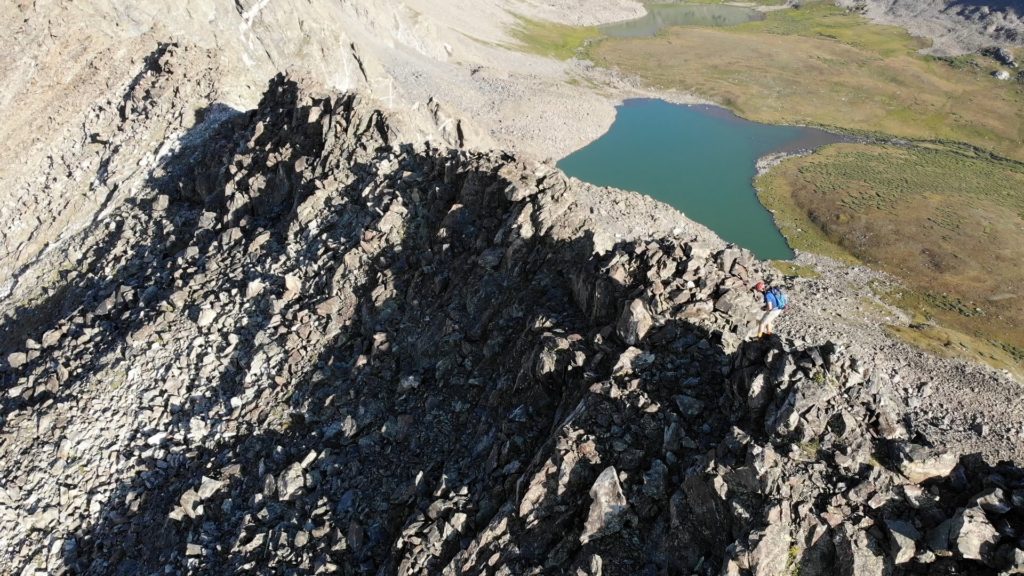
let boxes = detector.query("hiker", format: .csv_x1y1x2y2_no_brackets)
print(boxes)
754,281,787,337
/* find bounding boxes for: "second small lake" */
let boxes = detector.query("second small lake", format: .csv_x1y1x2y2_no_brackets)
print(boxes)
558,99,846,260
601,3,764,37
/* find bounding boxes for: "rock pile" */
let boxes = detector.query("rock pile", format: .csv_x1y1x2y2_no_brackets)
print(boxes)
984,46,1018,68
0,74,1022,576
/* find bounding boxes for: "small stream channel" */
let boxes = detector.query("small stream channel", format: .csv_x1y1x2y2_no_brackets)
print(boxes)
558,99,848,260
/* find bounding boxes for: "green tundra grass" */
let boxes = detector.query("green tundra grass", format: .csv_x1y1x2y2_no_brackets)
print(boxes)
758,143,1024,376
588,1,1024,161
508,16,600,60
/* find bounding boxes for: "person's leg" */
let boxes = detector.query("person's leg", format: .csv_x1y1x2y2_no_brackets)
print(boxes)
758,309,774,337
764,309,782,335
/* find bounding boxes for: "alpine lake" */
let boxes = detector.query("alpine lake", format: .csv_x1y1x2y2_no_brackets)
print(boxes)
558,99,847,260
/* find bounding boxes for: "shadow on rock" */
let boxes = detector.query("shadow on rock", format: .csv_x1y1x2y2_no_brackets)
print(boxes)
0,94,248,426
0,71,1016,576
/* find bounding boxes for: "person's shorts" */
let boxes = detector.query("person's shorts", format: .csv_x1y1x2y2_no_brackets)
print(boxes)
759,308,782,327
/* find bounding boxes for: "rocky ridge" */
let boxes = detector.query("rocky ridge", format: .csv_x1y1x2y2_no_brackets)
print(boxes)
0,0,673,312
1,67,1023,576
836,0,1024,54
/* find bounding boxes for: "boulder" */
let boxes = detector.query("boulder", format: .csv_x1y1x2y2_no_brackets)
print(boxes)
197,476,225,500
716,247,743,274
674,394,704,417
750,515,791,576
884,519,920,564
833,526,892,576
1007,548,1024,573
796,521,836,575
41,328,62,347
681,474,731,550
617,298,652,346
6,352,27,369
973,487,1011,515
178,489,202,519
283,274,302,301
580,467,629,544
894,444,957,483
277,463,306,501
153,194,170,211
951,506,999,562
744,373,772,420
764,375,837,441
642,460,667,499
985,46,1017,67
196,308,217,328
146,431,168,446
924,517,954,555
612,346,652,376
246,280,265,298
1013,489,1024,510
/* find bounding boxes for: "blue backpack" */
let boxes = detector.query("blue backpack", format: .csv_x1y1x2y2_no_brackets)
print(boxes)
767,287,788,310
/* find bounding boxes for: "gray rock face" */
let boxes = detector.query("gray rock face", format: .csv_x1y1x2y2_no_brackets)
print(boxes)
617,298,652,346
985,46,1019,67
196,308,217,327
834,526,892,576
641,460,667,499
5,352,27,369
895,444,958,483
197,476,224,500
973,487,1012,514
1009,548,1024,573
885,519,920,564
674,394,704,417
277,463,305,501
580,467,629,544
749,517,790,576
951,506,999,561
925,517,955,555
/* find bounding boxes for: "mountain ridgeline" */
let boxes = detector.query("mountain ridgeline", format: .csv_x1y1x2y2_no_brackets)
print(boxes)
1,58,1023,576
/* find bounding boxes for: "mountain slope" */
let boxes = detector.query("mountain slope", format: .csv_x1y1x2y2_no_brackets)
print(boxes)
1,72,1023,575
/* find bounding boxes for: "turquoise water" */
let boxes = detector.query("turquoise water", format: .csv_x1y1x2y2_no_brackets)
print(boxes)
558,99,846,260
601,3,763,37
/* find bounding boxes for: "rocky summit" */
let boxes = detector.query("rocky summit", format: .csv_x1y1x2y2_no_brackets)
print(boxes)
1,67,1023,576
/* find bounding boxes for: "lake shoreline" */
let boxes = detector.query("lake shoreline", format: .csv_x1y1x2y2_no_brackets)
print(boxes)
558,98,847,261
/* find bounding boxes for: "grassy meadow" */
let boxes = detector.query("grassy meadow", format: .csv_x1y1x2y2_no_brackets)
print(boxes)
508,16,600,60
757,143,1024,374
588,2,1024,160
